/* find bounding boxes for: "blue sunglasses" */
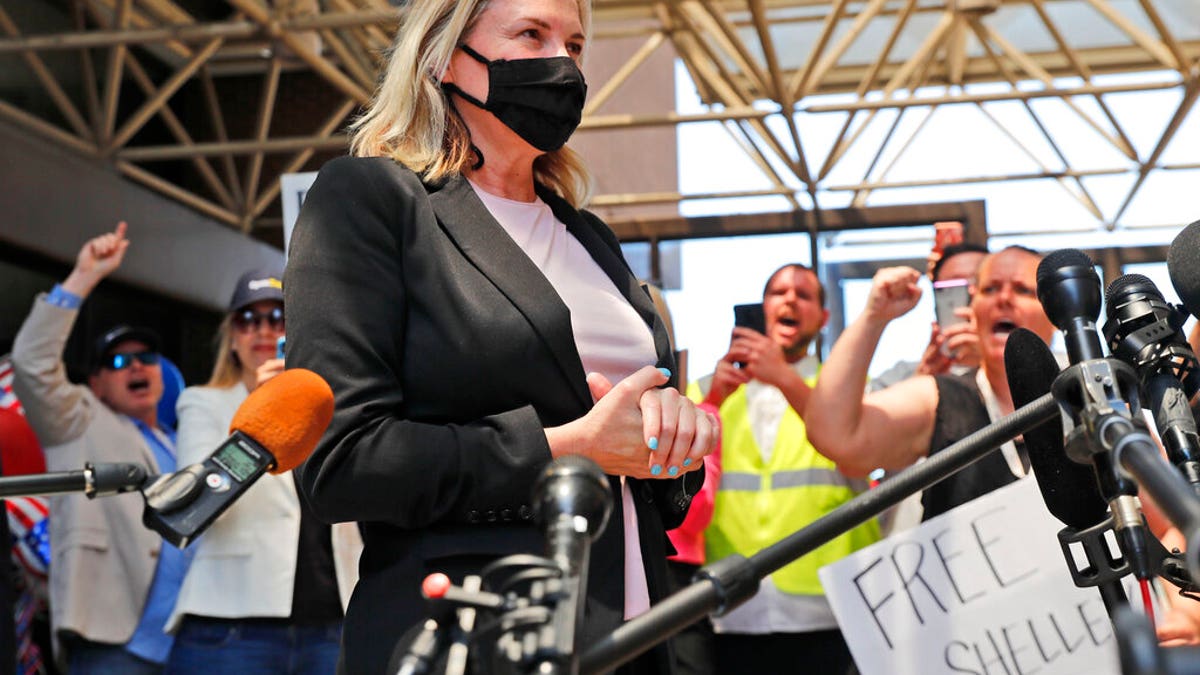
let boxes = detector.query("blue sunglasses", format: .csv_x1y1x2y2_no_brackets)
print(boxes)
103,351,160,371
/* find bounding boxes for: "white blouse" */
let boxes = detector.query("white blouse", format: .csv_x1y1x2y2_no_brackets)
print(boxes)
471,182,660,619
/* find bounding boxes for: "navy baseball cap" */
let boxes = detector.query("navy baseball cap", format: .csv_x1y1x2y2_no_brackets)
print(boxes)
91,325,161,371
228,266,284,313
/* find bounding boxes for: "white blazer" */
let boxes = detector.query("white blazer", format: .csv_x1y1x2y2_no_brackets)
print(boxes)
166,383,362,632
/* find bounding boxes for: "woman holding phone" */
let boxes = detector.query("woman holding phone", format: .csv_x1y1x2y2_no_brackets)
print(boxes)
285,1,716,673
165,267,362,675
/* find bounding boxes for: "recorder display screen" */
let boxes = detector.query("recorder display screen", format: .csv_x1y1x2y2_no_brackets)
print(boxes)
213,439,260,482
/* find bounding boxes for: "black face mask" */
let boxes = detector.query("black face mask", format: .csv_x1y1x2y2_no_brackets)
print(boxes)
442,44,587,152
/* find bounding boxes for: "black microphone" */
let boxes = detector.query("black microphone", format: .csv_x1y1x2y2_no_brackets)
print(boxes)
0,462,147,499
1104,273,1200,494
1167,219,1200,321
1037,249,1105,363
1005,328,1108,529
531,456,613,675
534,455,614,576
1038,249,1153,581
1005,327,1134,610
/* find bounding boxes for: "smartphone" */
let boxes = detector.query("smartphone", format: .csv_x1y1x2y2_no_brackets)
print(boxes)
733,303,766,334
933,279,971,327
276,336,287,360
933,221,964,256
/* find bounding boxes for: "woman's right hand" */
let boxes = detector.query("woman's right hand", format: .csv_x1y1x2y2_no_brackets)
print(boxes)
546,366,716,479
252,357,286,392
916,315,980,376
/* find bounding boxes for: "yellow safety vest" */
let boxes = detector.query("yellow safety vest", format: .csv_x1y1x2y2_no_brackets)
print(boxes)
698,380,881,596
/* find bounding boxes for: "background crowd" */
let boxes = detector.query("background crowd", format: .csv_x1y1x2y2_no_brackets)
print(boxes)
7,215,1197,675
1,0,1198,674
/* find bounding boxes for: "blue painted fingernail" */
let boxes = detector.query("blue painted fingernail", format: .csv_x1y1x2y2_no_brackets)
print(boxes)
668,466,679,476
651,464,663,476
683,458,692,467
648,436,658,451
658,367,671,378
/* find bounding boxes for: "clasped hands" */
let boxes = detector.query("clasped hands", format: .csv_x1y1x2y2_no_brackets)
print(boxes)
554,366,717,480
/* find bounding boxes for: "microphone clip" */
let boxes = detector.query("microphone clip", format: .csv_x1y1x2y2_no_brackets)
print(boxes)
1056,517,1135,589
86,462,150,498
1051,357,1160,582
1105,296,1200,395
1051,358,1143,468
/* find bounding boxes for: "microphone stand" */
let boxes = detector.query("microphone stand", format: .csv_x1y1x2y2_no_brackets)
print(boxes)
395,457,610,675
1052,358,1200,581
400,389,1200,675
579,393,1059,674
395,575,490,675
0,463,147,498
393,555,583,675
1112,425,1200,578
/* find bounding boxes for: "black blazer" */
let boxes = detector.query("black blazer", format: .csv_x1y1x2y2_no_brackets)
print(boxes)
286,157,700,674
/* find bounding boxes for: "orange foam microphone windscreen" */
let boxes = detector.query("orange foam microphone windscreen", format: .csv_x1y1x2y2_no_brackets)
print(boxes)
229,368,334,474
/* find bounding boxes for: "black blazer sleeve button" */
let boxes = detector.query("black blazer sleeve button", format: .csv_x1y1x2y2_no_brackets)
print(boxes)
485,509,497,523
500,507,514,522
467,510,481,524
518,505,533,521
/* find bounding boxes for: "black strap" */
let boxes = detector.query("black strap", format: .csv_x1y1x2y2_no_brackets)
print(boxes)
441,81,487,111
440,84,487,169
440,44,492,110
459,43,491,65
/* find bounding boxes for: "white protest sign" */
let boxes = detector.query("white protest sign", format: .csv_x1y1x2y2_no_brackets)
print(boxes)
820,477,1146,675
280,171,318,256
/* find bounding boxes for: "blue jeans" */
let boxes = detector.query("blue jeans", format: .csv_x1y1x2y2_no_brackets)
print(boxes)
164,618,342,675
65,638,164,675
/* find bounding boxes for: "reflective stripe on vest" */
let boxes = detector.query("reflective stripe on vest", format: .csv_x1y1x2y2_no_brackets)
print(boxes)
704,381,881,596
720,468,868,492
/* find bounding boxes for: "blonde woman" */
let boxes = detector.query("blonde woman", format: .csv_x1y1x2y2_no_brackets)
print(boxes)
165,268,361,674
285,1,717,672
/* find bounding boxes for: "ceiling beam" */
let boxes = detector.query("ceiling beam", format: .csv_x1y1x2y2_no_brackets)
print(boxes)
802,78,1182,112
0,8,401,52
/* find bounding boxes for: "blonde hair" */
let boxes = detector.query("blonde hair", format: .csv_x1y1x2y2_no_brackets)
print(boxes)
205,315,243,389
350,0,594,207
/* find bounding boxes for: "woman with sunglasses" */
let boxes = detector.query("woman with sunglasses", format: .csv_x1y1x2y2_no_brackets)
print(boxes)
164,267,362,674
285,1,716,673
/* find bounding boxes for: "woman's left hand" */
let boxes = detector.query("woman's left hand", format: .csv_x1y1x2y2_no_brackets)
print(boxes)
589,367,718,479
916,312,981,376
